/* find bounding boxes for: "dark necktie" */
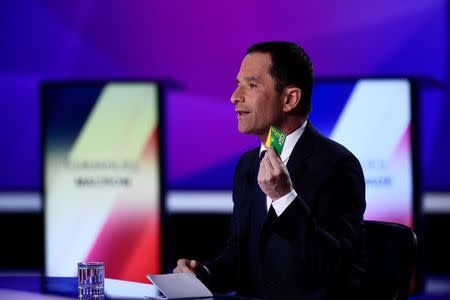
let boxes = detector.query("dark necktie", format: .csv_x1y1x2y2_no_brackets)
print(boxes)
256,149,267,213
257,149,278,257
248,149,269,295
266,203,277,225
259,149,277,220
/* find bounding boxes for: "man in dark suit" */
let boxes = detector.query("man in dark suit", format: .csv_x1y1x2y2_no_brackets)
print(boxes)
174,41,366,299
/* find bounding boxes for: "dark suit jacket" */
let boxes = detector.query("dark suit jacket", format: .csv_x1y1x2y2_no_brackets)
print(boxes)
206,122,366,299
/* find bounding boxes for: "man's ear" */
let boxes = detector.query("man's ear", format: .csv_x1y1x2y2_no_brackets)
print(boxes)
282,86,302,113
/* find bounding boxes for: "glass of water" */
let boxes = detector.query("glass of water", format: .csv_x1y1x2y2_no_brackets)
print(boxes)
78,262,105,298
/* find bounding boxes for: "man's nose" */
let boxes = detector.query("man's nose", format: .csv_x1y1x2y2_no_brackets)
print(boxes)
231,88,243,104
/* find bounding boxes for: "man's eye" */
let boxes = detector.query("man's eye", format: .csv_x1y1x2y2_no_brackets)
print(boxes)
249,84,257,88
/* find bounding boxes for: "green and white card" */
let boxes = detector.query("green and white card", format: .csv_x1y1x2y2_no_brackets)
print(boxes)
265,126,286,155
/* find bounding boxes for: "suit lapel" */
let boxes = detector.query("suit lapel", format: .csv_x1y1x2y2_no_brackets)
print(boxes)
286,121,316,184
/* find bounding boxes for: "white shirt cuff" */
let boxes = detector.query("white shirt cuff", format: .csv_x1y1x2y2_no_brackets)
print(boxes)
271,189,297,216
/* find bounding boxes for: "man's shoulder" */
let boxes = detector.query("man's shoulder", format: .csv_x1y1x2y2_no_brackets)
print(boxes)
308,126,360,164
317,133,354,157
232,146,260,178
238,146,260,165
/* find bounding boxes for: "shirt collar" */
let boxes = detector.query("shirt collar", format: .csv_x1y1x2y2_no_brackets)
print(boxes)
259,120,307,163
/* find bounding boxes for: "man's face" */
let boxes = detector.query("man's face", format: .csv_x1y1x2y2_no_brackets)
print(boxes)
231,52,283,138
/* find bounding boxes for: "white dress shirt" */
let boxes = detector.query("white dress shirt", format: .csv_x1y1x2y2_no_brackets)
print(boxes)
259,120,307,216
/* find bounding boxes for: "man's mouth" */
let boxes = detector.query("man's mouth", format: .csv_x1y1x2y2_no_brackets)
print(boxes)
236,110,250,117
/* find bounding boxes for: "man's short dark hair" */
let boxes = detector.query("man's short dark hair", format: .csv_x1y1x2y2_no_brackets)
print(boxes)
247,41,314,116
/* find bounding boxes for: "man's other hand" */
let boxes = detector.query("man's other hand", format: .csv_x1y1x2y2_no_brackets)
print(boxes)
173,259,209,282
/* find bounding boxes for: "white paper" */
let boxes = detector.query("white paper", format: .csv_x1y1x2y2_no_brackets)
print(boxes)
104,278,162,298
146,273,213,299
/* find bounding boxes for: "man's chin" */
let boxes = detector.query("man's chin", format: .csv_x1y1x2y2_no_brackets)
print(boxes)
238,126,252,134
238,126,264,136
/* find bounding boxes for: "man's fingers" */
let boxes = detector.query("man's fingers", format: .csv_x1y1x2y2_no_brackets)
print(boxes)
261,154,275,174
173,266,190,273
177,258,188,266
258,158,268,182
190,260,198,269
174,258,195,274
181,266,194,273
267,147,282,166
261,148,283,179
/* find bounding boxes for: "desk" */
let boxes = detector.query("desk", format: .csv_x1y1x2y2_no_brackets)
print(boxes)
0,275,255,299
2,275,450,299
